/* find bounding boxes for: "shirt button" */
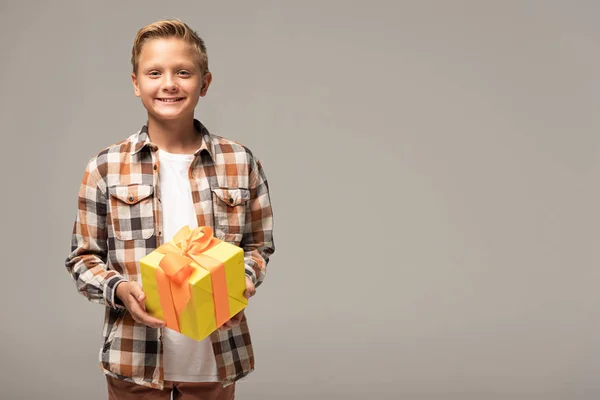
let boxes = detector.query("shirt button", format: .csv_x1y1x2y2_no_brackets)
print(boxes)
128,195,134,202
229,197,234,204
153,165,158,171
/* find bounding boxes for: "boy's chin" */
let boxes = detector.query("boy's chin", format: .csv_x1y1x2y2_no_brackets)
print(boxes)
148,111,193,122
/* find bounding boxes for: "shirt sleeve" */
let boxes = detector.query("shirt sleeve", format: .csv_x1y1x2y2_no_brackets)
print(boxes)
65,158,127,308
241,156,275,289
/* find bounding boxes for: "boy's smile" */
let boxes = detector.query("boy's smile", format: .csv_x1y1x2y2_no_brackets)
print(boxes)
131,37,211,123
157,97,185,103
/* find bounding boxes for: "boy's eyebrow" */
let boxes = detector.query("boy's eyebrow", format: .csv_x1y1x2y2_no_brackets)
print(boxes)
141,62,197,71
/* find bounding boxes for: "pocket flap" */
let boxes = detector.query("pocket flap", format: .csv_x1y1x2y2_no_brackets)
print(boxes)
212,188,250,207
109,184,154,205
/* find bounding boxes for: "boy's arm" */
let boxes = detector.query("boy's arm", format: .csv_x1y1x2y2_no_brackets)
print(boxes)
65,159,127,309
241,157,275,290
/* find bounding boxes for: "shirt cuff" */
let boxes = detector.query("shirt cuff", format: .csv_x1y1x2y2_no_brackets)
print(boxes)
106,275,128,309
245,266,257,286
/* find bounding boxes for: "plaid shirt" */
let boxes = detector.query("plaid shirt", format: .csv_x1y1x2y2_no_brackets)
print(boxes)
65,119,274,389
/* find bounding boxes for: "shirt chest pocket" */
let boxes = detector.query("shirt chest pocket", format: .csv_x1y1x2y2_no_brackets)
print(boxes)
211,187,250,242
108,184,155,241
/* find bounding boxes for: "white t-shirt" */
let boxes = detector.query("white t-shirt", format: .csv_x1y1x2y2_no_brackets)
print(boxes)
157,148,220,382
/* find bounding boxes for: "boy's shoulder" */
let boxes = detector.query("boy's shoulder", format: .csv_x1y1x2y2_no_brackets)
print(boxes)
209,131,255,158
84,127,142,162
197,120,259,165
82,129,147,187
93,129,147,161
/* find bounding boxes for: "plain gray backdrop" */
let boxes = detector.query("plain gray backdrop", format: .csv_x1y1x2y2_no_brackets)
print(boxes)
1,1,599,399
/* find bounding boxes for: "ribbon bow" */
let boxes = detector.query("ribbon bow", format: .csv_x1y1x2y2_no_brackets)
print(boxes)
155,226,230,333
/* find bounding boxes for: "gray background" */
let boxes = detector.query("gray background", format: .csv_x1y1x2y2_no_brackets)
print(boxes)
0,0,599,399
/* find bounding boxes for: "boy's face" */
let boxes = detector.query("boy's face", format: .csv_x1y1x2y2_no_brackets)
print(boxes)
131,37,211,123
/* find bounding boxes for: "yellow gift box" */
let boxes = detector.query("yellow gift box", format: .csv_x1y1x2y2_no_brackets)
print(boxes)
140,226,248,342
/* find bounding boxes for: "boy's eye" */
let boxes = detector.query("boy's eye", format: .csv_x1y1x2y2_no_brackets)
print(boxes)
148,71,161,77
178,70,191,77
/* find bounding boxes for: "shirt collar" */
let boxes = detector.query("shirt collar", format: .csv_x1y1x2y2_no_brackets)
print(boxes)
130,119,215,160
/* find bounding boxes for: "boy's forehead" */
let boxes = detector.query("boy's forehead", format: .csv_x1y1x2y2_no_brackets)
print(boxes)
138,38,199,67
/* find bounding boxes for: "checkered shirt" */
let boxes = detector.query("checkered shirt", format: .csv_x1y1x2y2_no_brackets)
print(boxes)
65,119,274,389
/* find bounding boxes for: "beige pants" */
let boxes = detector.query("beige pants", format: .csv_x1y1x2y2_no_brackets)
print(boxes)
106,376,235,400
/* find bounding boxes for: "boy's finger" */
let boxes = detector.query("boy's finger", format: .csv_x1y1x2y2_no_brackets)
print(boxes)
218,320,231,330
244,278,256,298
219,320,235,330
228,315,242,326
129,282,146,303
130,302,164,328
142,315,165,328
217,309,246,331
128,298,144,316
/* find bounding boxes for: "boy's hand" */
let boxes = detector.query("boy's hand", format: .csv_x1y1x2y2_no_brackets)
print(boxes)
219,309,245,330
116,281,165,329
219,277,255,331
243,276,256,299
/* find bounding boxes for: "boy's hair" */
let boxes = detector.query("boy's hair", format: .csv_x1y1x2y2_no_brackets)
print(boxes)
131,19,209,75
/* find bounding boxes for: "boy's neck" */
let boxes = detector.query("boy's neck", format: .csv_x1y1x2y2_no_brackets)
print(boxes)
146,116,203,154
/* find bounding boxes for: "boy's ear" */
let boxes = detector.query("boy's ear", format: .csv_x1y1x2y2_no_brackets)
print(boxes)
200,71,212,97
131,73,141,97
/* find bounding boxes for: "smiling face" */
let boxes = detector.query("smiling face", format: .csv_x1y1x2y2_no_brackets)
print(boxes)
131,37,212,123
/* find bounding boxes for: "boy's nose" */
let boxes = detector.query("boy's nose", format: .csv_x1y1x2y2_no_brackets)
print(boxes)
162,83,178,92
162,76,178,92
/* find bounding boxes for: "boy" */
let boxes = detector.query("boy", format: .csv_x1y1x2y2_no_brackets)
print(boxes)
65,19,274,399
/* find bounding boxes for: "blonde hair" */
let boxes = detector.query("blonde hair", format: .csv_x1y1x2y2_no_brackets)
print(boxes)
131,19,209,74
